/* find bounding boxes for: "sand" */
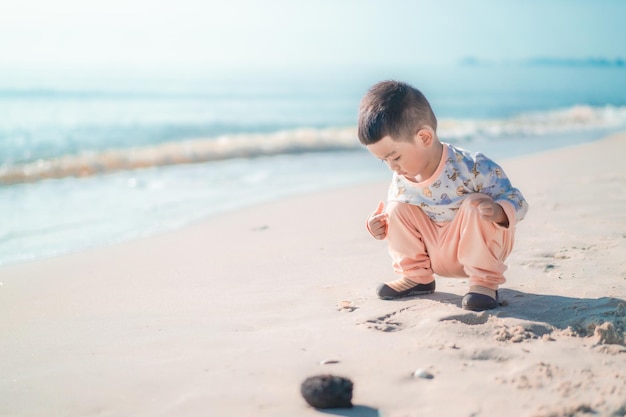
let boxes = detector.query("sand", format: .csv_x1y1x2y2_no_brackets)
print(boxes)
1,133,625,417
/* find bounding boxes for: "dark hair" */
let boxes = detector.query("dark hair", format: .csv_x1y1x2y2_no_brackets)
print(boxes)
357,80,437,145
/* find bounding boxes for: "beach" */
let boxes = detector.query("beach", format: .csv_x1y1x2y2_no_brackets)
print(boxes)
1,132,625,416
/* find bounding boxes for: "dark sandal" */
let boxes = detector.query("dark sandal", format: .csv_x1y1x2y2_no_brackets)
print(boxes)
377,281,436,300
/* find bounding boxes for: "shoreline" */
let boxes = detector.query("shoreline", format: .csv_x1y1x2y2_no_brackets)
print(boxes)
0,128,617,269
1,133,625,417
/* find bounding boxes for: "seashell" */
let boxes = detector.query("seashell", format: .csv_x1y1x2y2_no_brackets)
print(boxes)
412,368,434,379
337,300,358,312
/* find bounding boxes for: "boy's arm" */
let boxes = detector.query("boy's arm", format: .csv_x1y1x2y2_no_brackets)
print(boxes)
475,154,529,226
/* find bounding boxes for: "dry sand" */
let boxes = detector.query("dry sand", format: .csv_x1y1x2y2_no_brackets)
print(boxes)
1,133,625,417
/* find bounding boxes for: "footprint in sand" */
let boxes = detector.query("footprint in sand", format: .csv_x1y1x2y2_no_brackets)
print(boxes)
360,307,414,332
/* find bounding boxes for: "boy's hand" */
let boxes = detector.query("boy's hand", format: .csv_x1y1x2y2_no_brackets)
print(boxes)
367,201,388,240
471,196,509,227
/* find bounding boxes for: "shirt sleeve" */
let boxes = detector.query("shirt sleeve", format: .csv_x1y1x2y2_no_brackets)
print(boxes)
472,153,529,225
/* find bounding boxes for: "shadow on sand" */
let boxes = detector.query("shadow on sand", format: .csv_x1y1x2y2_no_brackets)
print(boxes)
318,405,380,417
424,289,626,336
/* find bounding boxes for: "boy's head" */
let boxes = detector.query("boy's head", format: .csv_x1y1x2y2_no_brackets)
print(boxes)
357,80,437,145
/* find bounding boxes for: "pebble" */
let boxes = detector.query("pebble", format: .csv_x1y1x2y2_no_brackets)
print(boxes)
300,374,353,409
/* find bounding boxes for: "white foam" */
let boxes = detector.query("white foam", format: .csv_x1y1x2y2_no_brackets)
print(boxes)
439,105,626,140
0,127,359,184
2,105,625,184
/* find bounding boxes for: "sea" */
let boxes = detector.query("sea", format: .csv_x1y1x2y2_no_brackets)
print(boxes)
1,65,625,266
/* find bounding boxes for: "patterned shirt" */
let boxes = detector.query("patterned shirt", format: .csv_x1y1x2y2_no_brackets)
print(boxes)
388,143,528,224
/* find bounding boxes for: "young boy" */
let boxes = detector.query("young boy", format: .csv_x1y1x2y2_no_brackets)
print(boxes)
358,80,528,311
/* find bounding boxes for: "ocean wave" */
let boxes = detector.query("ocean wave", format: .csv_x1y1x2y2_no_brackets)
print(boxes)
0,127,360,184
1,105,625,185
438,105,626,139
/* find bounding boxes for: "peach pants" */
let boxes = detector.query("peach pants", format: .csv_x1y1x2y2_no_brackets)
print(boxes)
385,194,515,290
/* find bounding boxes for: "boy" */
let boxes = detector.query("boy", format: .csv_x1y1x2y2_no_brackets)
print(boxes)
358,80,528,311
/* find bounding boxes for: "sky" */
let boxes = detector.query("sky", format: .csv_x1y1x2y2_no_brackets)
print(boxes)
0,0,625,75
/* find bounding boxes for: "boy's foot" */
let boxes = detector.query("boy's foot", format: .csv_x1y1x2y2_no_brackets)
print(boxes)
462,286,499,311
377,277,436,300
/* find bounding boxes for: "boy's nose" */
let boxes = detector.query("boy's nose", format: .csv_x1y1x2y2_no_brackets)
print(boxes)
388,160,400,171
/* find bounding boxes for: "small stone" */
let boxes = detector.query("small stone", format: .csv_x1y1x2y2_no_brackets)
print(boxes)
300,375,353,409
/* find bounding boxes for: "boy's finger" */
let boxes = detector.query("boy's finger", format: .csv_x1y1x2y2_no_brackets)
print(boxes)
372,213,388,221
374,201,385,215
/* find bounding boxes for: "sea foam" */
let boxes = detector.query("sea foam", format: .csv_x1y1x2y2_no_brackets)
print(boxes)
2,105,624,184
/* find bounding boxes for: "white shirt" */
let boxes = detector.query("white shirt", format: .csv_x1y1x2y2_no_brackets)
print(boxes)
388,143,528,224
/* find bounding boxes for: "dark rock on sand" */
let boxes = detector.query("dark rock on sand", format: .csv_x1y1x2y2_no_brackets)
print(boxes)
300,374,353,409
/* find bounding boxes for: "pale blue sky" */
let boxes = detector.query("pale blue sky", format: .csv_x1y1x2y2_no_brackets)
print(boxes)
1,0,624,74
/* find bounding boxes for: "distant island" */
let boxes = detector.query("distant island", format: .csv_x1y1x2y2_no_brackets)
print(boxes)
525,57,625,67
459,56,625,68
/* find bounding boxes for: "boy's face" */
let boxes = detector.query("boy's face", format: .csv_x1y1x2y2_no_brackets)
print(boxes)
366,130,438,182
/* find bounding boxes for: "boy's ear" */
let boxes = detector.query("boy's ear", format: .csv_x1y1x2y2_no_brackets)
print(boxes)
416,127,434,145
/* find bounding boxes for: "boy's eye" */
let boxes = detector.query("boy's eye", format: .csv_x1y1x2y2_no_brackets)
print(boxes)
380,155,400,164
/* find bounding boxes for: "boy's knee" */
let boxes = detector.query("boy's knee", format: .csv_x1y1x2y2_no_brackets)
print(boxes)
385,201,424,225
385,201,407,219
